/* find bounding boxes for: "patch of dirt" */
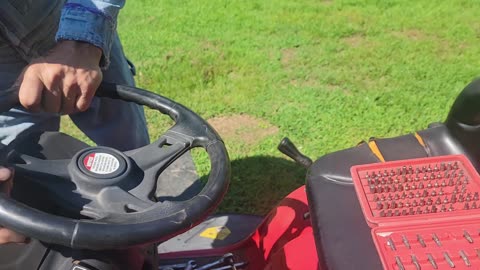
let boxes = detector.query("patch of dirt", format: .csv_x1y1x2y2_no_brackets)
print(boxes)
342,34,365,47
281,48,297,67
201,40,225,59
325,83,351,95
393,29,428,41
202,41,221,51
208,114,279,145
290,78,320,89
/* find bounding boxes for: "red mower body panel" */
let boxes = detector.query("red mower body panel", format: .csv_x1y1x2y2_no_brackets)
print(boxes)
158,185,320,270
252,186,320,270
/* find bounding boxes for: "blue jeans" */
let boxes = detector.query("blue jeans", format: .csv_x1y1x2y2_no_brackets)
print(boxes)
0,10,149,151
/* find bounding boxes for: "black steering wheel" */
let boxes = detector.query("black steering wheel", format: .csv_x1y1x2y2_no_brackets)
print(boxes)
0,83,230,250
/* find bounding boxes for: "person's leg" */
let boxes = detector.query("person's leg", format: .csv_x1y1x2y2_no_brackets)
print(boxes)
69,33,150,151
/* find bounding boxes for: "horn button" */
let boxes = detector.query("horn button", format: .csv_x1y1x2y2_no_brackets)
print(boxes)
71,147,135,191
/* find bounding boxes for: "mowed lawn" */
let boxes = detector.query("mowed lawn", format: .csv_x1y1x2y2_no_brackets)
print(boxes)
62,0,480,215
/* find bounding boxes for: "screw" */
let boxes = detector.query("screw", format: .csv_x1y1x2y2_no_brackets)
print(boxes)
432,233,442,246
395,256,405,270
459,250,471,267
391,201,396,209
427,198,433,205
427,253,438,269
411,255,421,270
417,234,426,247
463,230,474,243
387,237,396,251
402,235,410,249
450,194,457,204
443,252,455,268
448,178,454,186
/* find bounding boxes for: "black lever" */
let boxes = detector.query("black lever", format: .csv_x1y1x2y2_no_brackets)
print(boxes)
277,137,312,168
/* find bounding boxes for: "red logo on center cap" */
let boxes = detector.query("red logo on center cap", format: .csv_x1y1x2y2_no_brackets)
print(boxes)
83,153,96,170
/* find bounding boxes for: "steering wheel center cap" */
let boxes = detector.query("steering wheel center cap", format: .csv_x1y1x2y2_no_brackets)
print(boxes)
77,148,127,179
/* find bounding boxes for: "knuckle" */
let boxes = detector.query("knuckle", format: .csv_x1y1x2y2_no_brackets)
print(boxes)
77,102,89,112
20,98,40,110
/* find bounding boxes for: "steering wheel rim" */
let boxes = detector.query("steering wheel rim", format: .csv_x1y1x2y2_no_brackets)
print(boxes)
0,83,230,250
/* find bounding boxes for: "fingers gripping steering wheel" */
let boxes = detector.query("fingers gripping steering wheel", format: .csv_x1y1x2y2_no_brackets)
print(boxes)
0,83,230,250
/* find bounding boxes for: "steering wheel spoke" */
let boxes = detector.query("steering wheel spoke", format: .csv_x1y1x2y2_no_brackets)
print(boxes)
126,129,193,171
81,187,156,220
125,129,195,199
13,154,71,182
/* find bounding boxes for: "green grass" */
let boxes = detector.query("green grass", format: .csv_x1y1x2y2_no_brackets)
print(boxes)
63,0,480,215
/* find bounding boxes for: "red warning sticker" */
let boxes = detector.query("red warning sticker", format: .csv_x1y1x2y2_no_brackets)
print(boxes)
83,153,120,174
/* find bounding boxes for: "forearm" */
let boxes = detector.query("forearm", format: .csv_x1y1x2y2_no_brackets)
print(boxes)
55,0,126,68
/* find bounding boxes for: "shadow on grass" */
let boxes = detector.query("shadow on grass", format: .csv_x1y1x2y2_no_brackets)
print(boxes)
217,155,308,216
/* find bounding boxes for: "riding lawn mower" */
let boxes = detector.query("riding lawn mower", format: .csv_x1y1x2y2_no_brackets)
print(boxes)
1,78,480,270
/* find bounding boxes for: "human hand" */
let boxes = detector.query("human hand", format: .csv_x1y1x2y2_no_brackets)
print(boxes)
18,40,103,114
0,167,27,244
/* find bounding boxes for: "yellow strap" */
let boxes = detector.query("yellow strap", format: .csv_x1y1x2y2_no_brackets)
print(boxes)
368,140,385,163
366,133,426,163
414,132,426,147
